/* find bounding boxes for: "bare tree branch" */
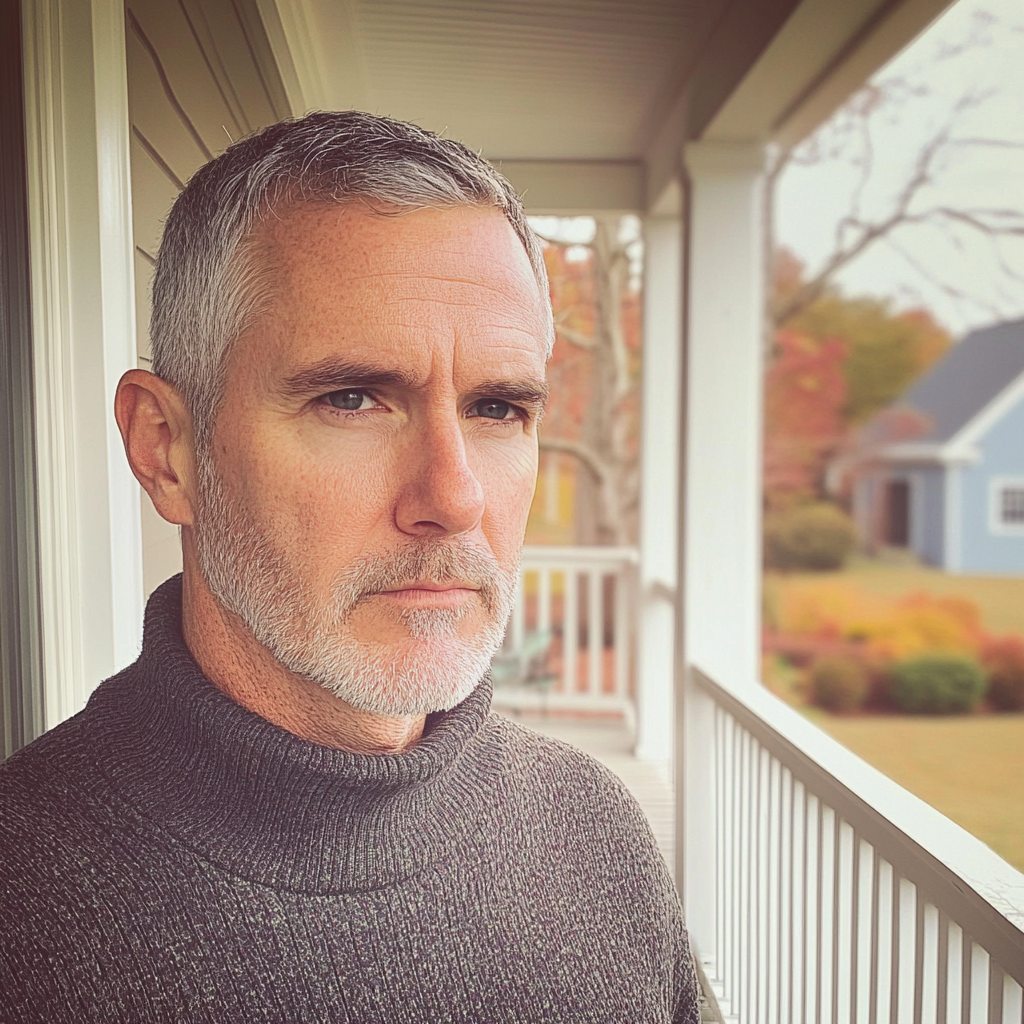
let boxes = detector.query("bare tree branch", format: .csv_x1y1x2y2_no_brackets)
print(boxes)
555,325,596,349
885,236,1005,319
538,437,610,485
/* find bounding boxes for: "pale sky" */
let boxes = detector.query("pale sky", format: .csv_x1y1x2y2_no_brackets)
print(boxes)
775,0,1024,337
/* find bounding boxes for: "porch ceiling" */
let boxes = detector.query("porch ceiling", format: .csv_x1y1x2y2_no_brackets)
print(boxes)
257,0,954,210
280,0,794,162
263,0,799,154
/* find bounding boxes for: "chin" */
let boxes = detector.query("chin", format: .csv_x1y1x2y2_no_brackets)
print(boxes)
296,634,498,718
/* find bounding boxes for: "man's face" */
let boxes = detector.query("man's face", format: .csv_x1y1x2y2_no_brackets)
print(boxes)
193,203,549,716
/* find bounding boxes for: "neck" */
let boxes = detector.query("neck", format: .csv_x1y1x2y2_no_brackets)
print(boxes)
179,534,426,755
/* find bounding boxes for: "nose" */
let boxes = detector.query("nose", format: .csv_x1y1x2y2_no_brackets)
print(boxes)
394,409,485,538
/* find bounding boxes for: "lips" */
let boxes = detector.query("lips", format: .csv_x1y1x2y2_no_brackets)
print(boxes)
376,583,480,608
383,581,480,593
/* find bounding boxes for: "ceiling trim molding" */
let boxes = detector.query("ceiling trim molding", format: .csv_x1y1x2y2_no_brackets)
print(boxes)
253,0,367,114
493,160,645,214
644,0,955,206
770,0,955,147
253,0,312,114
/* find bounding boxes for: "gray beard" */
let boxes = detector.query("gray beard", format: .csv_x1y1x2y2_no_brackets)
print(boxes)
192,453,519,716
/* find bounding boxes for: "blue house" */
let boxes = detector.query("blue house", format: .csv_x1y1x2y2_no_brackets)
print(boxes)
849,319,1024,574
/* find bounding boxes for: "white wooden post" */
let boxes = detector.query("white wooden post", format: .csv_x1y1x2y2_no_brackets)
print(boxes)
22,0,144,726
635,215,682,762
678,140,767,956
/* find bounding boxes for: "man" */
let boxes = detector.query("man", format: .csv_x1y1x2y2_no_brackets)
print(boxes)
0,112,699,1023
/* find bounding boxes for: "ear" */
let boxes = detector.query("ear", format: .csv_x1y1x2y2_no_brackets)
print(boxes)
115,369,198,527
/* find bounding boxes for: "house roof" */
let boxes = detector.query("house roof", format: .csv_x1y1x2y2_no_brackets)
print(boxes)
883,318,1024,445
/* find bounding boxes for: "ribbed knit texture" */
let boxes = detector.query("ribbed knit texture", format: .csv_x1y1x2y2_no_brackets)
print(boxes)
0,576,699,1023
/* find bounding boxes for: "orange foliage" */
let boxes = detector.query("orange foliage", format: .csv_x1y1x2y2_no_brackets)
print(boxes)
764,330,848,508
897,307,951,373
542,244,594,443
773,582,987,663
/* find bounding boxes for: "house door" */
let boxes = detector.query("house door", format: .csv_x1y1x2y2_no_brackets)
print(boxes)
885,479,910,547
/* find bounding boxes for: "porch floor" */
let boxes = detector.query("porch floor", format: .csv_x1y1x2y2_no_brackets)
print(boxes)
500,712,675,875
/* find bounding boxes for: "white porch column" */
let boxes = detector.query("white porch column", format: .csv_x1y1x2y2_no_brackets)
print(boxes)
676,140,766,949
635,216,682,762
681,141,766,686
22,0,144,726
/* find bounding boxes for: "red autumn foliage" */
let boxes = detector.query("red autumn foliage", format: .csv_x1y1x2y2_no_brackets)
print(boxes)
980,634,1024,711
764,330,848,509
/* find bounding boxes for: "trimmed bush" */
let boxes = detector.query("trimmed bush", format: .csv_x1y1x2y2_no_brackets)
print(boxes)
764,503,857,572
888,654,987,714
981,635,1024,712
810,654,870,712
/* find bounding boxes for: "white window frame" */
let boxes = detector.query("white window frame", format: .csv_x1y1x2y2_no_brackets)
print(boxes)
988,476,1024,536
22,0,144,727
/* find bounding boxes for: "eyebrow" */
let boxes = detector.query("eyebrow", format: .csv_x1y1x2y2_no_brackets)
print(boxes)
471,378,550,410
279,359,420,398
278,358,550,409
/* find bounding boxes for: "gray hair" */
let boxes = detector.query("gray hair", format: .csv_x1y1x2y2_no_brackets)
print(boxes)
150,110,552,445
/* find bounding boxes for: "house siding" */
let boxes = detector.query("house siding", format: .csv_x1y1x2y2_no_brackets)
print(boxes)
957,398,1024,574
125,0,288,598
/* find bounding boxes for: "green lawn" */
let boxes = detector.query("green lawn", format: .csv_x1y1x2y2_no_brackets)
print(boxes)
808,710,1024,872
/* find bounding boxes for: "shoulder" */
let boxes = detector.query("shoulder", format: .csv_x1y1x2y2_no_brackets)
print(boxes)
0,708,126,888
0,711,95,818
476,713,662,852
480,713,632,790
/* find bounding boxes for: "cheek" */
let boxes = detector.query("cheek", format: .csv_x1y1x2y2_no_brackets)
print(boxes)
475,439,538,549
236,436,396,553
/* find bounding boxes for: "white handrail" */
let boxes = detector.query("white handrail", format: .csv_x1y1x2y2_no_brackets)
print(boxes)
520,545,640,567
690,666,1024,1024
494,546,638,719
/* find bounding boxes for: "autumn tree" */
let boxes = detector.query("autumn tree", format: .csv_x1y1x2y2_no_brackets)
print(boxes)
775,249,950,425
763,329,848,510
766,7,1024,333
764,251,951,510
530,216,643,546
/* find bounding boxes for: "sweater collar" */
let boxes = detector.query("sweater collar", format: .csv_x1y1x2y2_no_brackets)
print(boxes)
88,576,499,894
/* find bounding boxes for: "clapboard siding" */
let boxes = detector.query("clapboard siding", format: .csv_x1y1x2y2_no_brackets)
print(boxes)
125,0,289,595
126,23,212,186
129,136,179,262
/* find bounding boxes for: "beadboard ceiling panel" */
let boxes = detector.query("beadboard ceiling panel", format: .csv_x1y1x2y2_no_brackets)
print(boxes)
310,0,732,161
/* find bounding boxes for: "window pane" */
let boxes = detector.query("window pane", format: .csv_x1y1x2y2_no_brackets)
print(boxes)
1002,487,1024,524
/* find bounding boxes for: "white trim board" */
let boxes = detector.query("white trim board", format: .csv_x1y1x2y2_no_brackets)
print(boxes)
22,0,144,726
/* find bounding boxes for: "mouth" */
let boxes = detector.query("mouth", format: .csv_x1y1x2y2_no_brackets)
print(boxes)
375,582,481,609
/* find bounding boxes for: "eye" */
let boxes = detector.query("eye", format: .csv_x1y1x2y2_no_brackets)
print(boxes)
324,389,375,411
469,398,515,421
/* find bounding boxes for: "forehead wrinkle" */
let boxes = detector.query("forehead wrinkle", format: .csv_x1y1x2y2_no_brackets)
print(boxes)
339,273,541,309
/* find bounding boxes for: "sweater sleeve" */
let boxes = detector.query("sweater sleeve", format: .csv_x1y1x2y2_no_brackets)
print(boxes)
672,937,704,1024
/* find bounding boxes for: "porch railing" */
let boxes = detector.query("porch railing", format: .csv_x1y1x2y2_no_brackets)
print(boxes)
492,545,638,721
689,667,1024,1024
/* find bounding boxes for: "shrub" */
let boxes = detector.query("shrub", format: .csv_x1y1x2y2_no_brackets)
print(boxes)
810,654,870,712
772,582,985,663
980,635,1024,712
764,503,857,572
888,654,987,714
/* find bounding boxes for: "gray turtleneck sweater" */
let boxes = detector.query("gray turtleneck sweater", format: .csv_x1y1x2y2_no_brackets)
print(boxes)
0,576,699,1023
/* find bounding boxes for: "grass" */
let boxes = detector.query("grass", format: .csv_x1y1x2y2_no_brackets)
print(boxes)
807,710,1024,872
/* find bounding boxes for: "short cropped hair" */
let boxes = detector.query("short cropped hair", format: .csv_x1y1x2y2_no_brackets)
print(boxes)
150,110,552,444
